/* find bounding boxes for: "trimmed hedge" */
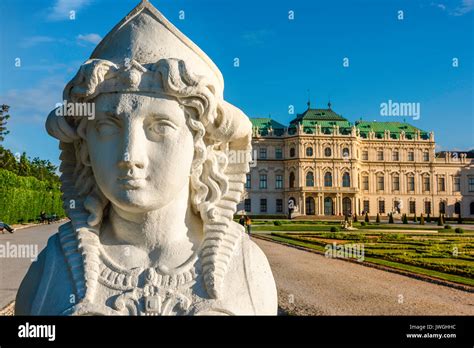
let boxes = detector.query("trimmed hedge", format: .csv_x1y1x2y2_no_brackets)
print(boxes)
0,169,65,224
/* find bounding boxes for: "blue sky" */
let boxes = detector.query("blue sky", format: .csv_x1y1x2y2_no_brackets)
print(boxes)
0,0,473,166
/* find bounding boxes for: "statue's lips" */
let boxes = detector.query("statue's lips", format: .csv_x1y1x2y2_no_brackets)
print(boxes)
117,177,147,189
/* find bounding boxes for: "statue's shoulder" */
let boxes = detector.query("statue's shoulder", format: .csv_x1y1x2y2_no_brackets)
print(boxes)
15,222,76,315
221,222,278,315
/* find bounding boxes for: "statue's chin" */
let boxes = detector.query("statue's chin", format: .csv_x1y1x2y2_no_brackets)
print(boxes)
108,191,163,214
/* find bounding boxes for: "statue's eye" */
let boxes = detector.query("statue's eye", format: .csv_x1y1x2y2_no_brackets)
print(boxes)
96,119,120,136
147,120,177,136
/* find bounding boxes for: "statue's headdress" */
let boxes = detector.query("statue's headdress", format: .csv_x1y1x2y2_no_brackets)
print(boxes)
46,0,252,308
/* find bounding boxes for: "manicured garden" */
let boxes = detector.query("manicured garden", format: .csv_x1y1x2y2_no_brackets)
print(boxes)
248,219,474,287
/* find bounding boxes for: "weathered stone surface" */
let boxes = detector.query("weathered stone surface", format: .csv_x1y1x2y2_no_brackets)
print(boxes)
15,0,277,316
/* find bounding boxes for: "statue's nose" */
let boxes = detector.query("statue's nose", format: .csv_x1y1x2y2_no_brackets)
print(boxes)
118,121,147,170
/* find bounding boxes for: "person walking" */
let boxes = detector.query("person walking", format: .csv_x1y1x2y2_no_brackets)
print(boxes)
0,221,14,234
238,215,245,227
245,216,252,236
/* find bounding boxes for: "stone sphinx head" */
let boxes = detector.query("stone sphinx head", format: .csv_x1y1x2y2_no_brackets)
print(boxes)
45,0,253,306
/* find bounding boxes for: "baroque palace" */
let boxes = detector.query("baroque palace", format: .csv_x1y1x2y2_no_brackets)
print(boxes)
238,102,474,218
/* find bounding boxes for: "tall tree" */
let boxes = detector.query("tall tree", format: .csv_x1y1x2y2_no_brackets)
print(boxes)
0,104,10,142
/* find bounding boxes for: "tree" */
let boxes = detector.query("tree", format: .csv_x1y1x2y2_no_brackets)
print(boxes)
458,213,463,224
426,214,431,223
0,104,10,142
376,213,380,223
402,214,408,224
419,213,425,225
388,213,394,223
413,214,417,223
353,214,358,223
438,214,444,226
365,212,369,223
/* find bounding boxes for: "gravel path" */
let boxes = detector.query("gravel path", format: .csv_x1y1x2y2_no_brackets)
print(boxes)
253,238,474,315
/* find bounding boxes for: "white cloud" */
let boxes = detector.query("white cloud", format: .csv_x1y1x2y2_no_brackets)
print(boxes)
77,33,102,45
47,0,91,21
1,75,67,124
451,0,474,16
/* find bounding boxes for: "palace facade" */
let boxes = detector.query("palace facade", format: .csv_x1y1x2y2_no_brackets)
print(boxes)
237,103,474,218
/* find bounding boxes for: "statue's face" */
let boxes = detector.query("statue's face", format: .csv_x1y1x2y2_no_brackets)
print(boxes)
86,93,194,213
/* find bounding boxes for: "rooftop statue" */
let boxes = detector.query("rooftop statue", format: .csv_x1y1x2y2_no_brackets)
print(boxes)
15,0,277,315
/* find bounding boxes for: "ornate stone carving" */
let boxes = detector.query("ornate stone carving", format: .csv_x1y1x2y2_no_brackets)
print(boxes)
15,0,277,316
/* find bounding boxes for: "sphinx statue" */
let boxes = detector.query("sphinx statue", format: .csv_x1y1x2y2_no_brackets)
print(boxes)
15,0,277,315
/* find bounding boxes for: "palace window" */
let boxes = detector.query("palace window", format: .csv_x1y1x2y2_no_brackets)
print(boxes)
324,172,332,187
470,177,474,192
377,151,384,161
423,176,430,192
392,175,400,191
260,199,267,213
378,200,385,214
408,151,414,161
362,150,368,160
392,151,399,161
362,175,369,190
259,174,267,189
439,201,446,214
407,175,415,192
363,200,370,213
289,147,296,158
276,174,283,189
453,176,461,192
454,202,461,215
275,147,283,159
306,147,313,157
377,175,384,191
342,148,350,159
342,172,350,187
245,173,251,189
423,152,429,162
438,177,445,192
470,202,474,215
409,201,416,214
425,201,431,215
289,172,295,188
244,199,251,212
306,171,314,187
276,199,283,213
324,147,332,157
259,147,267,159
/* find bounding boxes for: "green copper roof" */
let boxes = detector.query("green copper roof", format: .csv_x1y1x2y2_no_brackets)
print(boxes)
250,117,286,135
291,108,348,123
355,121,429,139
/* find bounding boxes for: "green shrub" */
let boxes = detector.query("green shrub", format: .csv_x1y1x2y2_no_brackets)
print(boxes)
365,213,369,223
360,221,366,226
455,227,464,234
419,214,425,225
426,214,431,223
413,214,417,223
438,214,444,226
444,225,451,230
273,220,282,226
376,213,380,223
402,214,408,224
353,214,358,223
330,226,338,232
388,213,394,224
458,215,463,224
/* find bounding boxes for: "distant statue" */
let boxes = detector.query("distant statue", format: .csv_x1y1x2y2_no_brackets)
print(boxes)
16,0,277,315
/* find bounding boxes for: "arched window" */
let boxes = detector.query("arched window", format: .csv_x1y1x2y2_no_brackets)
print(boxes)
455,202,461,215
470,202,474,215
306,171,314,187
342,147,350,159
289,172,295,188
342,172,350,187
324,147,332,157
290,147,296,158
306,147,313,157
439,201,446,214
324,172,332,187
